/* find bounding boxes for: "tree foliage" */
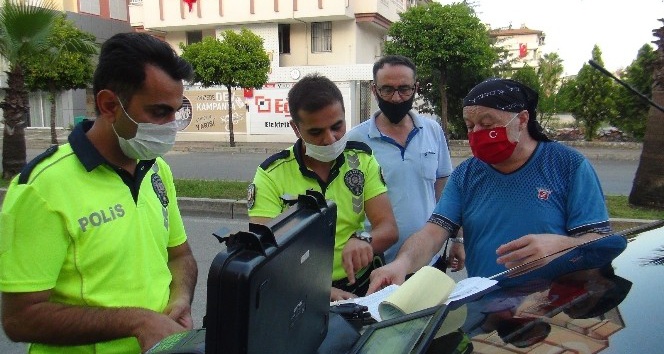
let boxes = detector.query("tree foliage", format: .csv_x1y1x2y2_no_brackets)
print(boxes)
611,44,656,140
180,29,270,146
555,76,577,114
537,52,564,125
384,2,497,137
568,45,617,140
24,14,97,144
511,65,540,94
0,0,60,179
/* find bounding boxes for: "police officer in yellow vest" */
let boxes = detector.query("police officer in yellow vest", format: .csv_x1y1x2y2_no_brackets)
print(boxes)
248,74,398,301
0,33,197,353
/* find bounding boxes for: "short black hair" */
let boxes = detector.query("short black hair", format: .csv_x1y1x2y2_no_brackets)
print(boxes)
372,55,417,82
287,73,345,124
92,32,194,114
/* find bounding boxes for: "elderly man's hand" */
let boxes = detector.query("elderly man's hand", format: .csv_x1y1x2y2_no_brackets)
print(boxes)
496,233,581,272
366,260,409,295
447,242,466,272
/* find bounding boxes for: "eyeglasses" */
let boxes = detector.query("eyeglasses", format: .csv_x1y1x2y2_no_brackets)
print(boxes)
374,84,416,99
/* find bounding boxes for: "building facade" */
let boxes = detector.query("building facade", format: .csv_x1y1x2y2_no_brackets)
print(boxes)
490,25,546,70
129,0,425,143
0,0,132,130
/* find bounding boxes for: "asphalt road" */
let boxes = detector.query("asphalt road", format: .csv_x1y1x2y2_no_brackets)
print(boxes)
25,145,639,196
161,150,639,196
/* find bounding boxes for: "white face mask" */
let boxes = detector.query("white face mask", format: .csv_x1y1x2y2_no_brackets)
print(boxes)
113,100,178,160
295,125,348,162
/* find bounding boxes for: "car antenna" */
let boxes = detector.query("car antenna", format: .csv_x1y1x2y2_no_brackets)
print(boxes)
588,59,664,114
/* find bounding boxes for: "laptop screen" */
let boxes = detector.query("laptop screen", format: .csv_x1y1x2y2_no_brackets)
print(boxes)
350,305,450,354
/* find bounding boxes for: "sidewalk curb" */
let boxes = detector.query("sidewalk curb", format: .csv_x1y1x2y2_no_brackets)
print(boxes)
18,127,643,161
0,188,654,231
178,197,247,219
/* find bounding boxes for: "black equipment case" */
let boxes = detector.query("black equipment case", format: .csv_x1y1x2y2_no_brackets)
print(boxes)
205,191,337,354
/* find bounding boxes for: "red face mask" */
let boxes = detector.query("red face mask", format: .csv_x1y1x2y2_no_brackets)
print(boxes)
468,113,519,164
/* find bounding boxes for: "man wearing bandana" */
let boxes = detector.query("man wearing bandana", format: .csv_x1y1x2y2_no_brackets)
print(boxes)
347,55,462,270
367,78,612,293
248,74,397,301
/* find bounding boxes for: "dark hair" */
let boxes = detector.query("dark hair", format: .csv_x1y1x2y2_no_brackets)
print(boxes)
287,73,345,124
372,55,417,82
92,32,194,114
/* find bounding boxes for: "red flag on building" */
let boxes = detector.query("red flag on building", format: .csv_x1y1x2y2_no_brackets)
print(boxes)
183,0,196,12
519,43,527,58
243,88,254,98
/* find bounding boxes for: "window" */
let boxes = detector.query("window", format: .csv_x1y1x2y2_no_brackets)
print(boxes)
79,0,101,15
186,31,203,45
110,0,128,20
311,22,332,52
278,24,291,54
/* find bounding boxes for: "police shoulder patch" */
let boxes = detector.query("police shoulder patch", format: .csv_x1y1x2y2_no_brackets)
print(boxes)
18,145,59,185
247,183,256,210
151,173,169,208
345,141,372,154
259,149,290,170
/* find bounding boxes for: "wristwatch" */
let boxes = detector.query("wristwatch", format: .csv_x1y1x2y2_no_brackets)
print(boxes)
450,237,464,244
352,231,372,244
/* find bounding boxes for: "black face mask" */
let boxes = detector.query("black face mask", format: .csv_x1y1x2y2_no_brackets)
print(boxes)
377,94,415,124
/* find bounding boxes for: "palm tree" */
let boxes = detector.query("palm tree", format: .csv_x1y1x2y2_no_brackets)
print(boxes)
629,20,664,209
24,15,98,145
0,0,59,179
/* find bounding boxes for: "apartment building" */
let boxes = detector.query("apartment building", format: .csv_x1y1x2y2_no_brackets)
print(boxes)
129,0,426,143
0,0,132,129
490,25,546,70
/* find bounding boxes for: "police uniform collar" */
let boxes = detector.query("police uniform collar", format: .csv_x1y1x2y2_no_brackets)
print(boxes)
69,120,155,172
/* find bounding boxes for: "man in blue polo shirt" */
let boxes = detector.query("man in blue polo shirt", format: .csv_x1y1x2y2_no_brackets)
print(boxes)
347,55,463,269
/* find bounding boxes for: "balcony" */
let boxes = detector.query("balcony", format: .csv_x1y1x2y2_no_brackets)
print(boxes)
133,0,404,32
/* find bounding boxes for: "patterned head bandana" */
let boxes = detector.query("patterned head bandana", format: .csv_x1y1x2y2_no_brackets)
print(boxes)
463,78,537,113
463,78,550,142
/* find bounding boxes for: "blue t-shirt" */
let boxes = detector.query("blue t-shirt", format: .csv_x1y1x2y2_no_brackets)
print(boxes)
429,142,611,278
347,111,453,262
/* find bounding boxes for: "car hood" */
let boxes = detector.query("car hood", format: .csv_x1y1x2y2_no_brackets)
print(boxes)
450,225,664,353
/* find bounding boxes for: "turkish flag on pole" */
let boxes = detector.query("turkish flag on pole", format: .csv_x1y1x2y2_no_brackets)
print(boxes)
183,0,196,12
243,88,254,98
519,43,527,58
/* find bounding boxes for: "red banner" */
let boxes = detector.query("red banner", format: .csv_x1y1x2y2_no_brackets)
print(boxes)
519,43,527,58
183,0,196,12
